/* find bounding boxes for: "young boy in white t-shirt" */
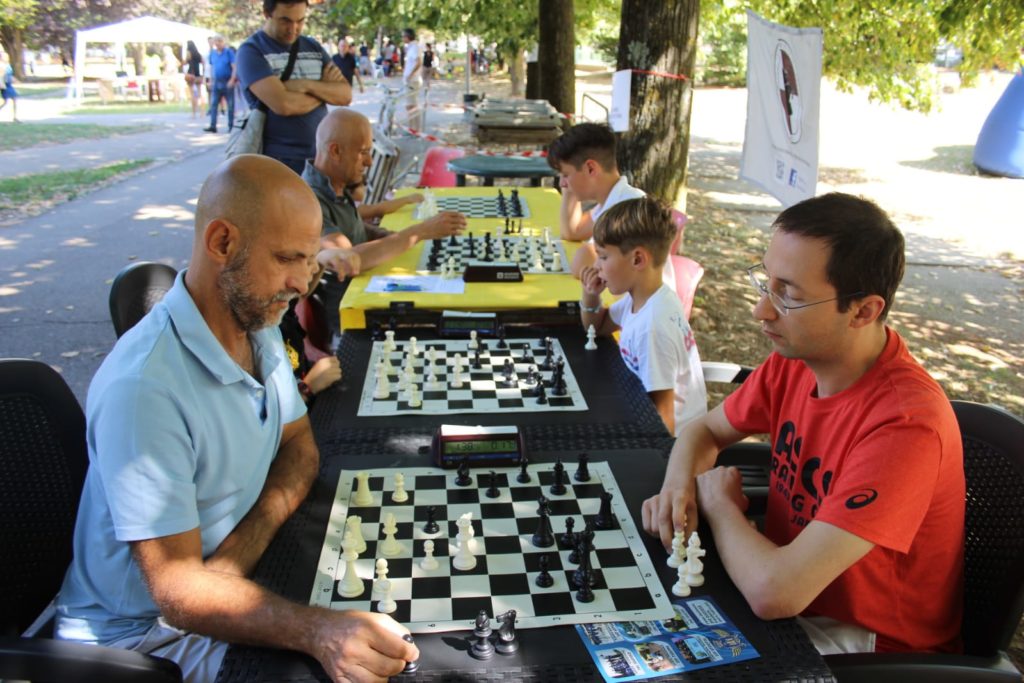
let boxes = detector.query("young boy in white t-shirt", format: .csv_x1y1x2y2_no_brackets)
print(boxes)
579,197,707,436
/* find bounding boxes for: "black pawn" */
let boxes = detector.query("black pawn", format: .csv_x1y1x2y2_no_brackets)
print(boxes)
502,358,514,384
576,578,595,603
594,491,616,530
402,634,419,673
472,347,482,369
535,553,554,587
536,381,548,405
423,505,440,534
516,457,531,483
485,470,500,498
455,459,472,487
574,452,591,482
448,234,458,247
549,459,567,496
560,516,576,546
496,325,507,348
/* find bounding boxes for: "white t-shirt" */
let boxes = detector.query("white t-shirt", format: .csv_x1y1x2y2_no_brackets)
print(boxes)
591,176,676,291
608,285,707,435
403,41,421,82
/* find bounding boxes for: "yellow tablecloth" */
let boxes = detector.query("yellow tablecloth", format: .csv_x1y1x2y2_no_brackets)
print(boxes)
340,187,589,329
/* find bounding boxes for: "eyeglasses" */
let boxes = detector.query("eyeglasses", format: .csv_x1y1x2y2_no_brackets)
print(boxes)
746,263,864,316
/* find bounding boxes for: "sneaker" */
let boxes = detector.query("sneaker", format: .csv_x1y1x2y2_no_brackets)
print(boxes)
203,126,217,133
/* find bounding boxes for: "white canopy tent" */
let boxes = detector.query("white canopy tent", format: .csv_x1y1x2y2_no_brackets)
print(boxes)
73,16,215,99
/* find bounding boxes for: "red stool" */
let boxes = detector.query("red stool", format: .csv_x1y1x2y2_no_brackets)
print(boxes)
418,147,465,187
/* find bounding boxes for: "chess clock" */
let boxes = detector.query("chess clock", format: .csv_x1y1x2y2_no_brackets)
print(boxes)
437,310,499,338
462,262,524,283
432,424,526,468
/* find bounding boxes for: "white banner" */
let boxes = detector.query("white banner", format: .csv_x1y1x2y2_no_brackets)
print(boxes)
740,10,823,207
609,69,632,132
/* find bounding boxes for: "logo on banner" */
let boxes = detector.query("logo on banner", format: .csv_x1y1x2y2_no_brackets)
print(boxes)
774,40,803,143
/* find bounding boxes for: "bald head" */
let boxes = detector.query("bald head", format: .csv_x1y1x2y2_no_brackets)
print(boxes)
195,154,318,243
314,109,374,191
316,108,371,156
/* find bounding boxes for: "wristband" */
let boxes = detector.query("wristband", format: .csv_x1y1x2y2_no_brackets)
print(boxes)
580,300,602,314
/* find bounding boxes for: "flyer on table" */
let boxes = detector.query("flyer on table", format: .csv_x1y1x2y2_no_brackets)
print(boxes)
575,597,759,681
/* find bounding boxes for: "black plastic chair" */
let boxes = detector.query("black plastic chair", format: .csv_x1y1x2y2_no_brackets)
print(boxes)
0,358,182,682
108,261,177,338
824,400,1024,682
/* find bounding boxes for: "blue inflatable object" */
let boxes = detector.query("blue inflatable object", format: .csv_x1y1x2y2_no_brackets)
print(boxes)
973,70,1024,178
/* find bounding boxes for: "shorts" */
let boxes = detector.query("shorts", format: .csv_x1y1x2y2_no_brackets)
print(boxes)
2,86,16,100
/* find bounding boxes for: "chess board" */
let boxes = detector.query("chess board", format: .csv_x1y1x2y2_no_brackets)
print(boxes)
310,462,675,633
358,337,587,416
416,234,571,275
434,195,531,219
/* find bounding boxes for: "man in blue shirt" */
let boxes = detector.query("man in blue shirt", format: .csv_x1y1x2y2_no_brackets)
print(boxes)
332,38,364,95
204,35,237,133
236,0,352,174
55,155,417,682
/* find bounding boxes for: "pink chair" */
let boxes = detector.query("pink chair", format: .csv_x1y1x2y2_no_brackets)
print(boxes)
418,147,465,187
670,209,688,256
671,254,704,320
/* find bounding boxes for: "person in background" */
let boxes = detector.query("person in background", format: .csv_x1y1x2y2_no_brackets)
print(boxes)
204,35,237,133
184,40,205,119
0,56,19,122
422,43,435,90
332,38,364,95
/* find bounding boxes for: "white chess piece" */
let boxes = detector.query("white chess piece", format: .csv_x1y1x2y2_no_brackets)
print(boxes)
543,227,551,244
667,530,685,569
338,531,364,598
380,513,402,556
447,256,457,278
408,385,422,408
550,250,562,272
584,324,598,351
383,330,397,353
428,348,438,366
468,331,478,350
353,471,373,506
420,539,440,570
346,515,366,555
376,577,397,613
392,473,409,503
452,512,476,571
685,532,706,586
373,364,390,399
451,361,464,389
427,370,443,391
372,558,389,598
672,562,692,597
409,336,419,356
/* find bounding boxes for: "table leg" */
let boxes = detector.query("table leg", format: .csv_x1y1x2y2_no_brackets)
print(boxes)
483,177,494,187
456,174,467,187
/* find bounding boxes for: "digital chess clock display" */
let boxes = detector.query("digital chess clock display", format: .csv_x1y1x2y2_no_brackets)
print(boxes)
432,425,524,467
444,438,518,455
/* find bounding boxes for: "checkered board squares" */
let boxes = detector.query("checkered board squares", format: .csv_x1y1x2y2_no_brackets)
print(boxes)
357,337,587,416
415,234,571,275
310,462,674,633
435,195,531,219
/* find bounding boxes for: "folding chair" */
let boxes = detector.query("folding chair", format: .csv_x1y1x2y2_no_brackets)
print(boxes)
365,125,401,207
0,358,182,682
670,255,704,321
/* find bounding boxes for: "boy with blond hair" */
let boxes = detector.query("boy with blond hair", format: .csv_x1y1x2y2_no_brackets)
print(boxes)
580,196,707,436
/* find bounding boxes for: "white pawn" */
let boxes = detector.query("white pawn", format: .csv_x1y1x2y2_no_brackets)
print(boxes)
402,364,416,393
685,532,706,586
373,364,390,399
543,227,551,244
338,531,364,598
533,254,545,271
409,336,419,356
380,513,402,557
672,562,692,597
584,324,598,351
408,385,422,408
468,330,479,350
420,539,440,571
427,370,443,391
372,558,389,598
451,361,465,389
428,347,439,366
667,530,685,569
383,330,397,353
392,473,409,503
353,471,373,506
447,256,457,277
376,577,397,614
346,515,366,554
550,250,562,272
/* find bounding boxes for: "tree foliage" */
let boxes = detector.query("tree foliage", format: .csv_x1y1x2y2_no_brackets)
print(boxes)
0,0,38,78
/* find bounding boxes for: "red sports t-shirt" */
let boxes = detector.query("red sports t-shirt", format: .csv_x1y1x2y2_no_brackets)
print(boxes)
724,328,964,652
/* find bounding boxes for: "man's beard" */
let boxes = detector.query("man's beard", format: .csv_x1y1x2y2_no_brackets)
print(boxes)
219,247,297,332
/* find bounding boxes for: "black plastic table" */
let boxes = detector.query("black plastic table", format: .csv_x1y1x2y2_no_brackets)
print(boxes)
214,447,835,683
447,155,559,187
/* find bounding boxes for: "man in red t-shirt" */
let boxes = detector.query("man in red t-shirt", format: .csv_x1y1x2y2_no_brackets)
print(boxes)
642,192,964,654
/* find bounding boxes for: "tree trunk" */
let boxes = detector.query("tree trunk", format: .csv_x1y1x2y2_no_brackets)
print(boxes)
509,48,526,97
537,0,575,115
616,0,700,209
0,28,25,80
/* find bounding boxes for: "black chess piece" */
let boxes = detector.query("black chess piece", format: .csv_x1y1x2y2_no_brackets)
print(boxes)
516,457,531,483
469,610,495,660
534,553,554,588
472,347,482,369
485,470,500,498
402,634,419,673
448,234,458,247
455,458,472,487
566,531,581,565
549,459,567,496
496,325,507,348
532,496,555,547
594,491,616,530
560,516,576,546
423,505,440,534
536,381,548,405
574,452,591,482
496,609,519,654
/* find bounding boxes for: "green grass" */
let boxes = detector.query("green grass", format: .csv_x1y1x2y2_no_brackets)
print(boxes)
0,122,153,151
71,101,189,115
0,159,154,211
